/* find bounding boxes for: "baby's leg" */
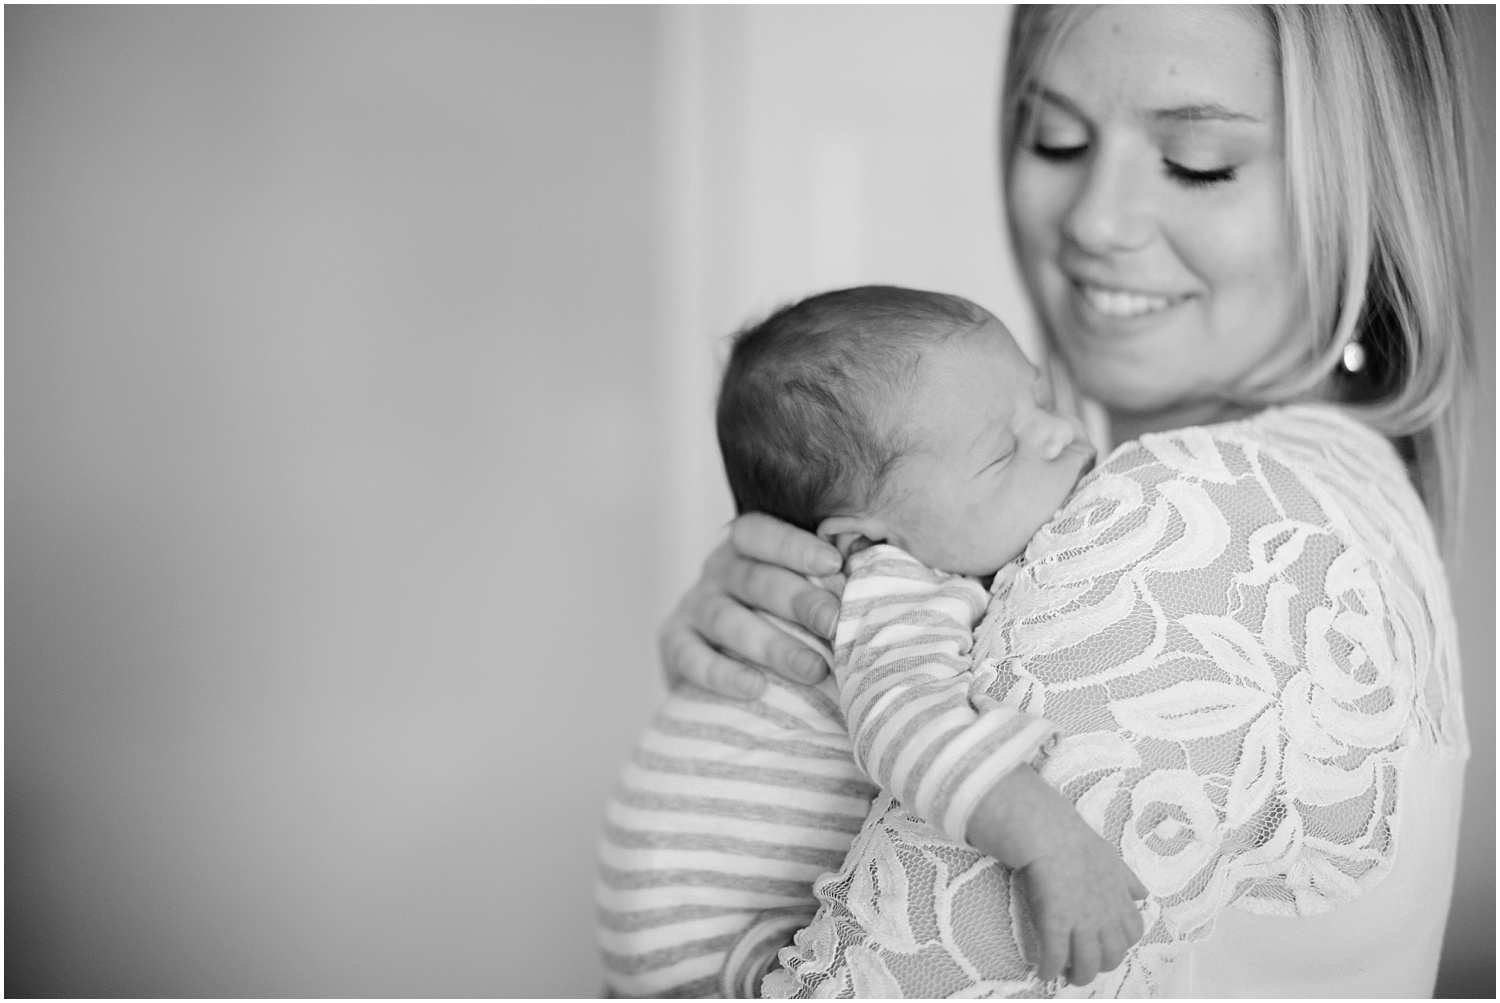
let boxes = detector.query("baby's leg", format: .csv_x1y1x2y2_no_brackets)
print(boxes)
597,677,876,997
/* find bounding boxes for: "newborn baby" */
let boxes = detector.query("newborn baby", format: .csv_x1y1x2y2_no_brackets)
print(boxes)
598,285,1144,997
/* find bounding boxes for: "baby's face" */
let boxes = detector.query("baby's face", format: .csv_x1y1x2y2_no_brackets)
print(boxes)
868,319,1095,576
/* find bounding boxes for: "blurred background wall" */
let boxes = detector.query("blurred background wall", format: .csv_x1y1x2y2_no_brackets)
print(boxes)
7,7,662,996
6,6,1493,998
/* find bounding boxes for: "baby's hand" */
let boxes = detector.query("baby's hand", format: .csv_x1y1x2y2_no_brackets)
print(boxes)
964,765,1147,986
1015,813,1148,985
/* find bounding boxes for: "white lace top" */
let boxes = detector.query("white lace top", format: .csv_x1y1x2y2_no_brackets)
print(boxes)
764,405,1467,998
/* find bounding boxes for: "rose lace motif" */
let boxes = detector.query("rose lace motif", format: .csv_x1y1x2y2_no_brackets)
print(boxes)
763,407,1466,999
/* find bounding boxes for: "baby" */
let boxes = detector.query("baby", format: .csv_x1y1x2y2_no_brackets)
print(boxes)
597,286,1144,998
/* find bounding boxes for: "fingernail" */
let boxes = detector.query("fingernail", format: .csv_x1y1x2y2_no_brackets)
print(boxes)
814,604,838,639
811,548,842,575
793,649,827,681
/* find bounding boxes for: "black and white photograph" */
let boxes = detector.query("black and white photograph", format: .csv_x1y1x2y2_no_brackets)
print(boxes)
6,5,1495,998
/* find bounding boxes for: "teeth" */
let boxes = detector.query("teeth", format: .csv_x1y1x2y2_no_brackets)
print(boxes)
1081,284,1177,318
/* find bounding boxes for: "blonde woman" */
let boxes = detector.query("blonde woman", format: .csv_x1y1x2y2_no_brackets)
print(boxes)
647,5,1476,996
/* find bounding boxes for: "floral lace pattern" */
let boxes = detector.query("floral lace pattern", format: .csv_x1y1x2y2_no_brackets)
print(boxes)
764,407,1466,998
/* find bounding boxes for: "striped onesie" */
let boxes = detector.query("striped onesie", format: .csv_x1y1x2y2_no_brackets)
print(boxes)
597,552,1057,997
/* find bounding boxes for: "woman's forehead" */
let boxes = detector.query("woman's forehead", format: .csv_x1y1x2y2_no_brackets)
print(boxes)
1037,5,1279,122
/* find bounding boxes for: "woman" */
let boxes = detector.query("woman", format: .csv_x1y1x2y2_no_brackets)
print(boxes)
659,5,1474,997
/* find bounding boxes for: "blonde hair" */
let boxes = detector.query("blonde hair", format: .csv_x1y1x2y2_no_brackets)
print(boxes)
1000,5,1480,540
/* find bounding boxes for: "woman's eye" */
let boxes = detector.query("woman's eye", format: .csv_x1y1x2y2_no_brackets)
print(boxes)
1165,159,1236,187
1022,100,1089,162
1032,139,1087,162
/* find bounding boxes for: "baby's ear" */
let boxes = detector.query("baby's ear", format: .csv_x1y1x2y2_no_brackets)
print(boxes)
817,515,887,561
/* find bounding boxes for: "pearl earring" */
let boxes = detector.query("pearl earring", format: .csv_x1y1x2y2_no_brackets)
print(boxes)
1341,337,1366,374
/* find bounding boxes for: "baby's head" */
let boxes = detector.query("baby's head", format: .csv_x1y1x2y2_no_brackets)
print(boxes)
716,285,1095,577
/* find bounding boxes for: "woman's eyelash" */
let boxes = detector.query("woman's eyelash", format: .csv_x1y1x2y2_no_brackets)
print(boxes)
1031,144,1236,189
1032,141,1086,161
1166,161,1236,187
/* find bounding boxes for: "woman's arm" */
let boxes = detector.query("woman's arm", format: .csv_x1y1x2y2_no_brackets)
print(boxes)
659,513,843,697
980,419,1441,993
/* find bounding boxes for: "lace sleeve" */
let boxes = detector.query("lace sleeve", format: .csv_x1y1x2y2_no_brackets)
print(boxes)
763,419,1446,999
835,546,1059,845
978,426,1421,971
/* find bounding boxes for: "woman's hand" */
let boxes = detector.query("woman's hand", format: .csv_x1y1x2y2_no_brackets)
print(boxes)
659,513,844,698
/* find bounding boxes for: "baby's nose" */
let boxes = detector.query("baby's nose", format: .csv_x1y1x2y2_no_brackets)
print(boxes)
1034,411,1083,461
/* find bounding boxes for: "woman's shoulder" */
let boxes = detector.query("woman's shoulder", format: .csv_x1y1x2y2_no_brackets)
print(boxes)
1073,403,1430,552
1011,405,1460,743
1009,402,1453,646
1097,403,1400,488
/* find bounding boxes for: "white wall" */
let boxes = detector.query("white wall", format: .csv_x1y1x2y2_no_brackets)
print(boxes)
7,7,662,996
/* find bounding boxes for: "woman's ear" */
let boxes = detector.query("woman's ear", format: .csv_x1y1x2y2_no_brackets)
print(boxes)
817,514,889,560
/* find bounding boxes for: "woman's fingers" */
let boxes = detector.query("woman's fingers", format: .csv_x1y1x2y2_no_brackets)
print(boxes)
710,524,841,641
697,586,829,682
729,512,842,578
722,513,844,642
659,615,767,698
658,514,843,699
661,576,830,695
715,553,841,641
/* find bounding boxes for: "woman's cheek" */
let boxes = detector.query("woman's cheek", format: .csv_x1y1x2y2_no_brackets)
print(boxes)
1168,193,1300,364
1006,166,1069,261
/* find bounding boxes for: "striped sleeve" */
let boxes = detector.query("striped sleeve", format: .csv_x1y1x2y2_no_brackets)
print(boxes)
833,544,1059,845
596,677,877,998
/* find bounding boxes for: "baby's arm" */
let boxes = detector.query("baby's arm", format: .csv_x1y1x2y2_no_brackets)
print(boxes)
966,761,1148,985
835,545,1145,986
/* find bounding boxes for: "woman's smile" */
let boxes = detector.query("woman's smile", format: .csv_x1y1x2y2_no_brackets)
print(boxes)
1073,280,1192,321
1007,5,1304,435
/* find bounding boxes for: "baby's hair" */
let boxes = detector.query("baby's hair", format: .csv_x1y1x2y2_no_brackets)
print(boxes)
716,285,991,532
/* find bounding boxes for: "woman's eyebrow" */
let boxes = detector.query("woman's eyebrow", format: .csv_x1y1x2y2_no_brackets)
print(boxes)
1029,87,1083,117
1149,103,1263,124
1027,87,1261,126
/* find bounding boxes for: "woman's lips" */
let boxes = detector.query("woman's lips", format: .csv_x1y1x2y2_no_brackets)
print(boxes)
1075,281,1190,319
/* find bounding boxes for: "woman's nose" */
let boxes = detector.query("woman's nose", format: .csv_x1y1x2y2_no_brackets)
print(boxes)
1061,150,1154,254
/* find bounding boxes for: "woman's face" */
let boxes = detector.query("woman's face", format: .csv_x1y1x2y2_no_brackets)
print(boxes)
1007,5,1307,436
